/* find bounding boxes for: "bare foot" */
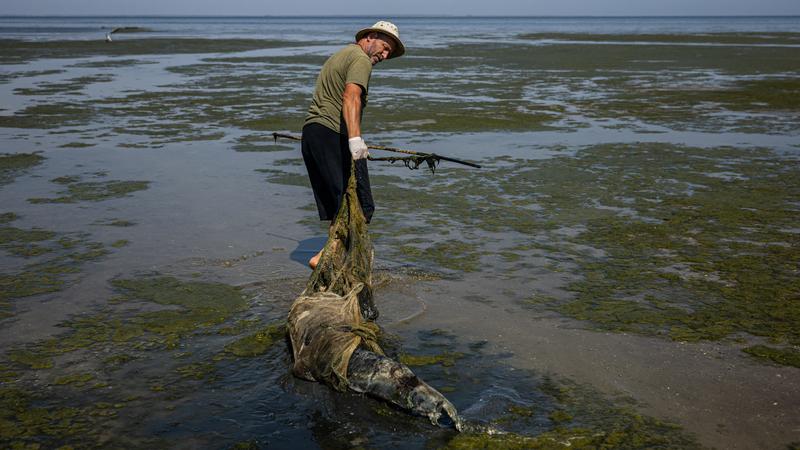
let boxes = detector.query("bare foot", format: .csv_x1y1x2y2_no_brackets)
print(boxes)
308,249,323,269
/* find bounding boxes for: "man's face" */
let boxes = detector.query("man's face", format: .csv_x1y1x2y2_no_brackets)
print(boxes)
364,33,395,65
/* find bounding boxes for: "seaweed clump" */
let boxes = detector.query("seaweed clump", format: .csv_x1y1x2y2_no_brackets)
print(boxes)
742,345,800,368
224,323,286,357
0,152,44,186
28,174,150,203
0,102,94,129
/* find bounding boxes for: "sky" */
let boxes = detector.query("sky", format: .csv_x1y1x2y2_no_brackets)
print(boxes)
3,0,800,16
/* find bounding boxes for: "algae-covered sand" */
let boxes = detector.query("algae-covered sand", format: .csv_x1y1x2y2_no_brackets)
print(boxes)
1,25,799,449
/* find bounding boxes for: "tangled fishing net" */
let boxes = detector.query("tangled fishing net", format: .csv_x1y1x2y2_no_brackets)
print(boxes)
287,165,383,391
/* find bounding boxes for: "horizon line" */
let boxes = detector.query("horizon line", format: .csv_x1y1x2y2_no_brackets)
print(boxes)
2,14,800,18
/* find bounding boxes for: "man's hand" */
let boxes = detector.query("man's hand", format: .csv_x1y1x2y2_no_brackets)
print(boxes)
348,137,369,160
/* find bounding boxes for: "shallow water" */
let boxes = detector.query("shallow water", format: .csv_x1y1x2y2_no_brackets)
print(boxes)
1,17,799,449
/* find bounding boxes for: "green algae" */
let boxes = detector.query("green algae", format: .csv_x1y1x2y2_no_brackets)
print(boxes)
2,276,252,377
0,102,94,129
0,38,304,64
112,277,247,313
667,78,800,111
507,405,535,417
103,353,137,369
397,240,483,272
28,177,150,204
176,362,217,380
95,81,306,144
581,77,800,133
0,386,98,447
111,239,129,248
99,277,251,350
54,373,95,386
257,168,311,188
0,226,57,246
217,318,262,336
14,74,114,96
59,141,96,148
109,219,136,227
533,145,800,352
109,118,226,146
398,351,464,367
0,69,64,84
548,410,573,423
223,323,285,357
743,345,800,368
5,243,53,257
7,350,53,369
0,212,17,224
0,269,65,317
70,59,157,68
0,273,278,448
519,32,800,45
0,153,45,185
93,218,136,227
66,246,109,262
0,215,111,317
229,440,261,450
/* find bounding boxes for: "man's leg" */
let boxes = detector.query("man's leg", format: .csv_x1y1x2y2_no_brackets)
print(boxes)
302,124,348,269
308,221,333,269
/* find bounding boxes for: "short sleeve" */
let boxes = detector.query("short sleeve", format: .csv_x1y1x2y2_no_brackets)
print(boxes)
345,54,372,94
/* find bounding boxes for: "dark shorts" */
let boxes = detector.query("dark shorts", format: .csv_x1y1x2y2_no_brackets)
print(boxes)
301,122,374,223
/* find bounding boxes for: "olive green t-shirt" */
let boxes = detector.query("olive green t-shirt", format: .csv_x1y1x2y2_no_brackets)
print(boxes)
304,44,372,134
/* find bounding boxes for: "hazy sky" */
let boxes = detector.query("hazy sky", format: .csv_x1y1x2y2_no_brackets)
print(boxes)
4,0,800,16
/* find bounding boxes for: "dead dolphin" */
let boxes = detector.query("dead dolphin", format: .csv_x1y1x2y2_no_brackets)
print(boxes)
287,283,463,430
287,165,464,430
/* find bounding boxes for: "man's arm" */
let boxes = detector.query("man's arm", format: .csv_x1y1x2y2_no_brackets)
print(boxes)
343,82,369,160
342,82,363,139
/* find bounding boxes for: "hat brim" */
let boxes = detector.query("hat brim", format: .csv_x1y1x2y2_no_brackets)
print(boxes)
355,28,405,59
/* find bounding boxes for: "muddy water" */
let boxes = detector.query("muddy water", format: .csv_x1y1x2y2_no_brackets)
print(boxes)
1,20,800,449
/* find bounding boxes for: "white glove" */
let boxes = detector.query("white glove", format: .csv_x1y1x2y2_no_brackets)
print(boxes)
348,137,369,160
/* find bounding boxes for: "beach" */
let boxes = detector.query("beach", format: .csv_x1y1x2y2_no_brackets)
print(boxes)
1,16,799,449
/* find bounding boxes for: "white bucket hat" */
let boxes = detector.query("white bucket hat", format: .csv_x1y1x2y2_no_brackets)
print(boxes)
355,20,405,59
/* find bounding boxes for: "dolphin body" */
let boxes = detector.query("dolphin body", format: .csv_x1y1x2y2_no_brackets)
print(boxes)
348,347,462,429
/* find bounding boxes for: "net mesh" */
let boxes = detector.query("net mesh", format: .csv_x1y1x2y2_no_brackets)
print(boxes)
287,165,383,391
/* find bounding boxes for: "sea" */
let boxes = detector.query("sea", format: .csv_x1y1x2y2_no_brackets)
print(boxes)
2,15,800,43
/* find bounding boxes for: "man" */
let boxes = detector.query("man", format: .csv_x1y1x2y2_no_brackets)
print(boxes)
301,21,405,269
